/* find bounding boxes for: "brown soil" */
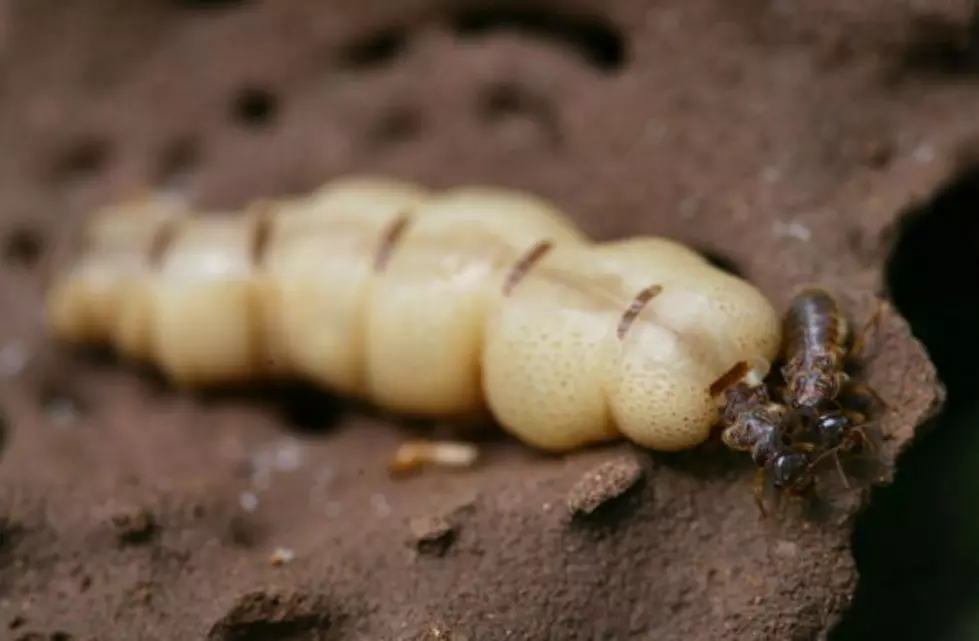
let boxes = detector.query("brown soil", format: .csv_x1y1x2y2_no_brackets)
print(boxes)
1,0,973,639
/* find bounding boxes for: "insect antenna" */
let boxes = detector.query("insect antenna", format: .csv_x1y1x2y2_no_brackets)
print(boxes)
806,442,854,490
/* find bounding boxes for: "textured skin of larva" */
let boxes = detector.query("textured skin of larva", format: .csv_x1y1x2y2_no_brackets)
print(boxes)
44,176,782,452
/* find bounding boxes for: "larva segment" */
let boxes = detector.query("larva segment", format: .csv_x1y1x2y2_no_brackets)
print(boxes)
482,243,624,451
260,178,432,396
44,195,190,348
363,188,590,417
142,213,266,386
483,239,781,452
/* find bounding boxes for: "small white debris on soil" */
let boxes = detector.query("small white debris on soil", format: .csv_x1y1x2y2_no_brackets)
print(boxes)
370,493,391,517
44,396,78,426
774,540,799,559
246,439,304,491
272,440,303,471
250,466,271,491
760,166,781,184
239,491,259,512
269,547,295,566
0,341,28,378
773,219,811,242
912,142,935,164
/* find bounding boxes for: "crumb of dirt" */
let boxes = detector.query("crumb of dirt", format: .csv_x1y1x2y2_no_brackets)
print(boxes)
109,505,158,546
865,139,895,168
565,454,645,519
269,546,295,566
423,622,462,640
207,590,336,641
407,514,457,557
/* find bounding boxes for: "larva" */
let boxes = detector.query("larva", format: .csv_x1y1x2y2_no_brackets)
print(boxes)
44,176,783,452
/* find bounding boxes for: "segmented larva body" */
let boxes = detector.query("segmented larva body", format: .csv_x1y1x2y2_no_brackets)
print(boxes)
45,177,782,452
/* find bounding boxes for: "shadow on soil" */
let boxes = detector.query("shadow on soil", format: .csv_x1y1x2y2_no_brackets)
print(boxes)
831,165,979,640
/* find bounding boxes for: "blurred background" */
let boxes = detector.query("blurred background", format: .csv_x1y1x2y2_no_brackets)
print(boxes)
1,1,979,639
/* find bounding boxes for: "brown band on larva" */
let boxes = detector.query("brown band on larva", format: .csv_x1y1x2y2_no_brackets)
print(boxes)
147,218,180,269
249,204,274,269
616,284,664,340
708,360,751,398
502,240,553,297
374,213,411,273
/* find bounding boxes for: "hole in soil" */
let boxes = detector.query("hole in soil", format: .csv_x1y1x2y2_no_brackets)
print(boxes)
198,383,344,435
267,384,345,434
831,164,979,640
367,107,423,148
50,137,110,184
3,227,44,268
898,9,979,76
157,137,200,193
478,82,561,147
231,88,277,128
336,28,408,70
449,6,626,72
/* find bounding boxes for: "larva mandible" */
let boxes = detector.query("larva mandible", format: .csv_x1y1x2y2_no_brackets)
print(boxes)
44,176,783,453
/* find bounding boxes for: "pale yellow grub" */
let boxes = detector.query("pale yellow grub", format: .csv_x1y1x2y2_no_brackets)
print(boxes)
482,243,621,451
363,187,588,417
261,177,433,396
148,214,261,386
43,176,783,453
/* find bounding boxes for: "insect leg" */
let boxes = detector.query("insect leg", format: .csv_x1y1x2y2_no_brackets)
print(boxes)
847,297,887,362
842,410,878,457
841,380,888,415
803,441,852,489
753,468,769,520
